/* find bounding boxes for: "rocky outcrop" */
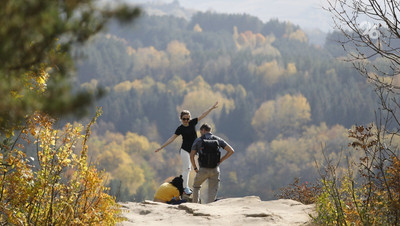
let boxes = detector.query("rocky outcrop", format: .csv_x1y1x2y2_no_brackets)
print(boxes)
118,196,315,226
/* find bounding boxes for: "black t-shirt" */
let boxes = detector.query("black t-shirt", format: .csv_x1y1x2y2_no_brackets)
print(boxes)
174,118,198,153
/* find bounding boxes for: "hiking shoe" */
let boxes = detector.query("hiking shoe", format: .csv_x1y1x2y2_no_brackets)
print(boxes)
184,187,192,195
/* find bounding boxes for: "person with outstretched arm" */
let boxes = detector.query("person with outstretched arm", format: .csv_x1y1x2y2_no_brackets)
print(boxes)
155,102,218,195
190,123,234,204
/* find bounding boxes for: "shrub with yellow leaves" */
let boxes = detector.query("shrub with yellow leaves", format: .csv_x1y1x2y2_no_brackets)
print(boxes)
314,125,400,225
0,109,122,225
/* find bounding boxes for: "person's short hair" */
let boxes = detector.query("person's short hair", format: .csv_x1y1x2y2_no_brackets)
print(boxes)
180,110,190,119
200,123,212,132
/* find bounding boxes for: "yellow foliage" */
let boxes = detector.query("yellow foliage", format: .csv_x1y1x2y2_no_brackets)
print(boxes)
186,75,212,91
87,129,167,198
254,60,285,86
193,23,203,32
16,66,51,97
271,123,348,167
36,67,50,92
246,141,268,159
178,78,235,119
114,80,134,92
255,33,266,47
277,94,311,125
233,29,281,57
166,40,191,70
252,94,311,137
127,46,136,55
105,33,129,45
113,77,166,94
287,62,297,75
316,125,400,225
124,132,151,154
167,40,190,57
288,29,308,43
251,101,275,129
251,44,281,57
0,111,121,225
133,46,169,72
233,26,240,49
235,31,263,49
167,76,188,95
124,40,192,75
81,79,98,90
97,143,129,171
374,73,400,88
237,33,248,47
113,163,145,192
270,137,307,169
228,171,239,184
213,83,236,96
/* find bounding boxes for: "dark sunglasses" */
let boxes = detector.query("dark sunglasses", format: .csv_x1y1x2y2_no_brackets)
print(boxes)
182,118,190,121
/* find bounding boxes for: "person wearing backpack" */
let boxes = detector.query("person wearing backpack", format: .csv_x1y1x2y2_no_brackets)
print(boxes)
154,102,218,195
190,123,234,204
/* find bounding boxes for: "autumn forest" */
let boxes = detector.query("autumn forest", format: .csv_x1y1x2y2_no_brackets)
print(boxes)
71,11,381,201
4,0,400,224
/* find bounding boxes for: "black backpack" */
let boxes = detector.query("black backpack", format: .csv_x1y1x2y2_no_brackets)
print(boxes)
198,136,221,168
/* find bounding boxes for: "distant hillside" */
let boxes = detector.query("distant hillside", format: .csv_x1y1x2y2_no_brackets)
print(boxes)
137,0,195,20
74,10,376,202
304,28,327,46
129,0,327,45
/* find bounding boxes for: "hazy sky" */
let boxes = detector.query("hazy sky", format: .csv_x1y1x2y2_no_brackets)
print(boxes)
180,0,332,30
127,0,334,31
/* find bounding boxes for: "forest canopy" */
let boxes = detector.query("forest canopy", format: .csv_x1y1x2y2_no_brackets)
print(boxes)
72,9,379,201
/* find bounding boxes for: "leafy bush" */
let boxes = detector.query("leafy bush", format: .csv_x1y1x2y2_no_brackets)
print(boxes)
0,110,122,225
314,125,400,225
277,177,321,205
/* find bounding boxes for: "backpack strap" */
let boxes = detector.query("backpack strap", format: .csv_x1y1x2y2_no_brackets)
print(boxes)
201,135,217,146
201,134,216,141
